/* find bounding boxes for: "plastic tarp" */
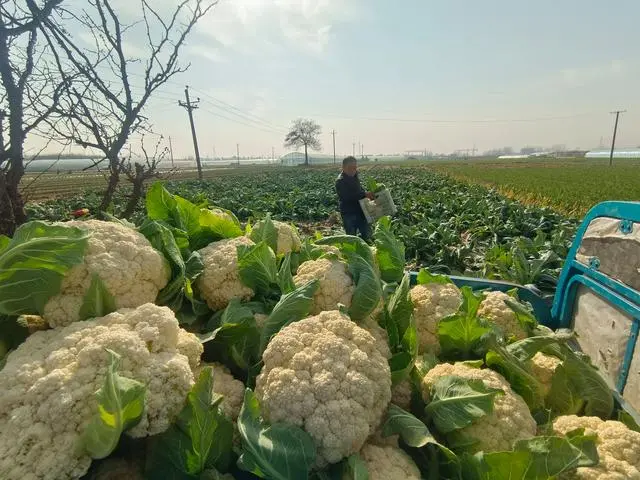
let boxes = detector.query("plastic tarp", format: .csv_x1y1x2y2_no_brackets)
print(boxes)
359,188,397,224
576,218,640,290
572,286,638,410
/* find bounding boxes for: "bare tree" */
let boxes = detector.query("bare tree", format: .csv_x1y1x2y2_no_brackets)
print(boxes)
42,0,217,212
0,0,66,235
122,133,171,219
284,118,322,167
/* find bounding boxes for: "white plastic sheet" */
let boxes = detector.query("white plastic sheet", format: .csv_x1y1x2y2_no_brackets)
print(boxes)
359,188,397,224
576,218,640,290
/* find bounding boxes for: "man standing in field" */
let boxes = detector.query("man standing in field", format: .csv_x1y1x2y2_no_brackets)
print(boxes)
335,156,375,241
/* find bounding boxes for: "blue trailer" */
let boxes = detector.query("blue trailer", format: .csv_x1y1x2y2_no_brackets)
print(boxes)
411,201,640,423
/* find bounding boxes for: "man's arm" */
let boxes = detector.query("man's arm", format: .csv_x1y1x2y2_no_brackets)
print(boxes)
336,177,366,203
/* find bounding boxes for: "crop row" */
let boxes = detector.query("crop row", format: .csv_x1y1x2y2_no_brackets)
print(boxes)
24,167,578,295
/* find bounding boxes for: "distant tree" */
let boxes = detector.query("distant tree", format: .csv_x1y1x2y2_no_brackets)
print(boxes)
284,118,321,166
122,134,172,219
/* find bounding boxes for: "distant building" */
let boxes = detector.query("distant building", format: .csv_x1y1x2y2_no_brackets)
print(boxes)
280,152,339,166
585,149,640,159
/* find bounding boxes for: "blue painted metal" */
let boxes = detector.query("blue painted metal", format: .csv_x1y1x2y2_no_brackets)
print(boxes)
552,201,640,320
620,219,634,234
622,321,640,394
551,201,640,416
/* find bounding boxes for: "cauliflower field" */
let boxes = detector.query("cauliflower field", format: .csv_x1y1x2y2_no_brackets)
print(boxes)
25,167,578,297
2,181,639,480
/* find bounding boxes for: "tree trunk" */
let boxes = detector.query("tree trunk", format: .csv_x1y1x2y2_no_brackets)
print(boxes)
99,156,121,212
123,178,144,219
0,171,16,236
304,143,308,167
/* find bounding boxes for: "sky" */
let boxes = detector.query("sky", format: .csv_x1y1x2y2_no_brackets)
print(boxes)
28,0,640,158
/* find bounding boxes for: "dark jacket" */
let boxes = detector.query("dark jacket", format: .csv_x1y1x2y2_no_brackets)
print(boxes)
335,172,366,215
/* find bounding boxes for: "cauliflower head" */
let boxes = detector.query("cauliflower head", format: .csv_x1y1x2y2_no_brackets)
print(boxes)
530,352,563,396
196,236,255,311
421,362,536,452
255,310,392,467
194,362,245,420
552,415,640,480
391,379,413,411
0,303,202,480
410,283,463,354
293,258,354,315
43,220,171,328
477,291,528,341
358,443,421,480
254,220,301,255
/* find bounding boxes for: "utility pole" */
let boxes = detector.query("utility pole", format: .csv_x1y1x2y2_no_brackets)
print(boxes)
331,130,336,164
168,136,175,168
361,143,364,159
352,142,356,157
0,110,6,152
236,143,240,166
609,110,626,167
178,86,203,180
272,146,275,164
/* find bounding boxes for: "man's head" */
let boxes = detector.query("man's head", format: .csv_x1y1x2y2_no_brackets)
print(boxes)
342,156,358,177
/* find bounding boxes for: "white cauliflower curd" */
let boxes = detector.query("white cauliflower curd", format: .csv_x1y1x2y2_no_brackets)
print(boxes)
421,362,536,452
410,282,463,354
552,415,640,480
293,258,354,315
255,310,392,467
0,303,202,480
196,236,255,311
359,442,421,480
477,291,529,341
529,351,563,396
43,220,171,328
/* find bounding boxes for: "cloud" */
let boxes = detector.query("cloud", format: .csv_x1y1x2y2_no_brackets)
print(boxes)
559,59,628,88
194,0,356,58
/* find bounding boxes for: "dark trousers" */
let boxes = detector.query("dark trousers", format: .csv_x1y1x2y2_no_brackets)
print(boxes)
341,211,371,242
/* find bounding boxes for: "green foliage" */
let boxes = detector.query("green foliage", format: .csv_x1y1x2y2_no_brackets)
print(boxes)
237,389,316,480
146,367,234,479
465,430,599,480
425,375,504,435
81,350,146,460
0,221,89,316
249,214,279,254
382,274,418,384
259,280,319,354
438,287,494,360
26,168,579,296
79,274,117,321
237,242,279,296
373,216,405,283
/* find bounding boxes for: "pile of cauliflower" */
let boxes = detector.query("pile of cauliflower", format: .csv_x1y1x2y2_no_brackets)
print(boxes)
0,215,638,480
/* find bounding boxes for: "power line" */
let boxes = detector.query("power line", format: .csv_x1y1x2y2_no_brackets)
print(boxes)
178,86,203,180
190,87,287,133
199,106,284,135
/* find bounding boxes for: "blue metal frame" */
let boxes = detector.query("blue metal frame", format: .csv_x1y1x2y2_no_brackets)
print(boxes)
551,202,640,401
